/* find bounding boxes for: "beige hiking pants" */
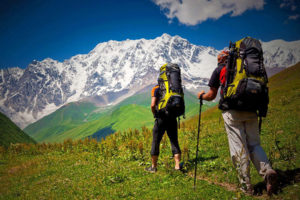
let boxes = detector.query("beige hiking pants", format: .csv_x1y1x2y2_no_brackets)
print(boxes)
222,110,273,189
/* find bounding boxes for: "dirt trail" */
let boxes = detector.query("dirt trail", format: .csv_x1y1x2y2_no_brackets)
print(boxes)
189,173,268,199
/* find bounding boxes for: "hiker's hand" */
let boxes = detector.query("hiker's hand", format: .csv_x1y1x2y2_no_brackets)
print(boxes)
197,91,205,99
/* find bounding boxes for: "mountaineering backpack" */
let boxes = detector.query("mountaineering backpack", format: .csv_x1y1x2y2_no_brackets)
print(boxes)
219,37,269,117
157,63,185,118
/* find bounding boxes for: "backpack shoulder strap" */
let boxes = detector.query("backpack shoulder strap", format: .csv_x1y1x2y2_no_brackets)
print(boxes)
259,116,262,134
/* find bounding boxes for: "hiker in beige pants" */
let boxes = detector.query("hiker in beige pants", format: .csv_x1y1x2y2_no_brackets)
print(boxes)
222,110,274,191
197,49,277,195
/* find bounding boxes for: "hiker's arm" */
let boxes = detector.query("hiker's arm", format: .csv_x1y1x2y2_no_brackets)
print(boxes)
197,87,218,101
151,96,157,115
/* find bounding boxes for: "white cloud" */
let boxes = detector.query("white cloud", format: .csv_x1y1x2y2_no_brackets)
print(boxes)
280,0,299,21
152,0,265,25
280,0,298,11
288,14,300,20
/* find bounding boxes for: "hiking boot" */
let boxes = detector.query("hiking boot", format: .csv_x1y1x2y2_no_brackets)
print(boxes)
240,185,254,196
265,169,278,196
145,166,157,173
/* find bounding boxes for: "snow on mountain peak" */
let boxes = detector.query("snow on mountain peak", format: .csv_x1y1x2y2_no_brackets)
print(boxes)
1,34,300,129
262,39,300,68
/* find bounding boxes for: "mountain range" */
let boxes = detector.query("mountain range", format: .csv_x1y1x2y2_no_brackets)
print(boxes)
1,34,300,129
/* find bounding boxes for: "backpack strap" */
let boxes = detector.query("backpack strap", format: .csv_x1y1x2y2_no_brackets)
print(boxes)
259,116,262,134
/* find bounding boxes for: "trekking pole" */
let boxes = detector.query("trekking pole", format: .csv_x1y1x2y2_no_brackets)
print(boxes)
194,97,203,190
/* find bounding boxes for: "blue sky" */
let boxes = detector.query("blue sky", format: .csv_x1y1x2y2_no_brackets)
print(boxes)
0,0,299,69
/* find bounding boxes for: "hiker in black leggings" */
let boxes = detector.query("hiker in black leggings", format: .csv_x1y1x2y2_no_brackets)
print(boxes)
145,85,181,173
151,117,181,156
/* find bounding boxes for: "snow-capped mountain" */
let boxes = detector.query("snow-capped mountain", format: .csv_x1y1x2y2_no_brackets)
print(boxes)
0,34,218,128
0,34,299,128
262,39,300,68
262,39,300,76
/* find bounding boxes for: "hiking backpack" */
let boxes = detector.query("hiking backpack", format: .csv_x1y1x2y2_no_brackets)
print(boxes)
219,37,269,118
157,63,185,118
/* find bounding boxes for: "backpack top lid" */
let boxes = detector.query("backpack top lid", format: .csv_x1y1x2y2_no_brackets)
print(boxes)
236,37,263,57
240,37,262,50
160,63,180,71
160,63,168,72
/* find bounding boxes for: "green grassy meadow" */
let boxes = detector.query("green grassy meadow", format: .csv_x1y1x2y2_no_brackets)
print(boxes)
0,63,299,199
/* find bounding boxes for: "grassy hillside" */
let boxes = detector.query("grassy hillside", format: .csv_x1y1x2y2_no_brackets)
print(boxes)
24,102,99,142
0,63,299,199
49,104,154,143
25,89,215,143
0,112,36,148
24,99,153,143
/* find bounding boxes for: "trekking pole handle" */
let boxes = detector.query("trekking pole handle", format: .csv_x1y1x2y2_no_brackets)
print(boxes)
199,93,205,106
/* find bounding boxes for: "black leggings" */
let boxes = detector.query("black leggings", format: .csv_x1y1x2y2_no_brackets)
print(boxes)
151,117,181,156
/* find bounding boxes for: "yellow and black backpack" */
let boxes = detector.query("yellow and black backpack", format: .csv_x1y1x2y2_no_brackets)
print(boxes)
157,63,185,118
219,37,269,118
